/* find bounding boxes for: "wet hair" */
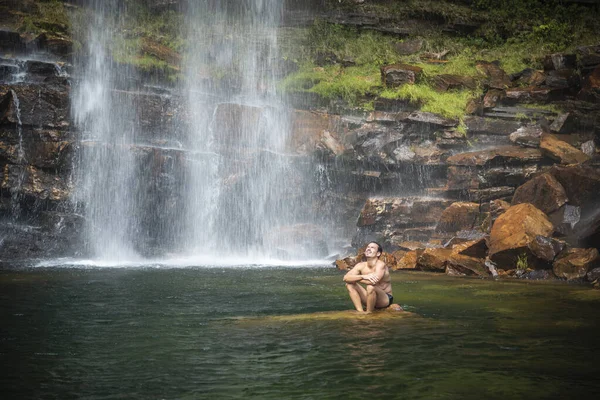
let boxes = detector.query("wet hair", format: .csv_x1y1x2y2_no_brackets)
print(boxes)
369,241,383,255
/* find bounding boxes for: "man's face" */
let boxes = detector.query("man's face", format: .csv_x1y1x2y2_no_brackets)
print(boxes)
364,243,380,258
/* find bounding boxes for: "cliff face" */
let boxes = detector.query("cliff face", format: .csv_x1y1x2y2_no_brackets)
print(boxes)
1,1,599,276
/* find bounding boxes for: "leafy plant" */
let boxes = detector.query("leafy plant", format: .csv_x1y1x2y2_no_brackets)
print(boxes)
516,253,529,271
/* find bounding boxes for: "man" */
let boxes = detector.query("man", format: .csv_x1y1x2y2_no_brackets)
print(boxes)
343,242,393,313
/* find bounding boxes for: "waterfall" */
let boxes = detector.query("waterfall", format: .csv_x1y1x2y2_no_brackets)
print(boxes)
71,0,327,262
9,90,25,220
72,0,141,261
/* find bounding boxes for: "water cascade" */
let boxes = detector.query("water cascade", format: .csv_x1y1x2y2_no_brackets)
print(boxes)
72,0,327,262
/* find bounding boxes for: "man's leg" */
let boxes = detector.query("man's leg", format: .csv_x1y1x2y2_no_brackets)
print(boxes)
345,282,367,312
366,285,391,312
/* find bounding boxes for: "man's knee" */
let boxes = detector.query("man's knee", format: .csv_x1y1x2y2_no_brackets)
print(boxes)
366,285,376,294
345,282,357,291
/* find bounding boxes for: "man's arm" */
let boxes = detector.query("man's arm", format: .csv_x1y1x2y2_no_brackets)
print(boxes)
343,263,380,285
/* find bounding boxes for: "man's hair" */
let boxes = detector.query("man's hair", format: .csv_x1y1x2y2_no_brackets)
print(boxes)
369,241,383,255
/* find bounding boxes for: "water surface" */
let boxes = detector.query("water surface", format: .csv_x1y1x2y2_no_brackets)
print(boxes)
1,267,599,399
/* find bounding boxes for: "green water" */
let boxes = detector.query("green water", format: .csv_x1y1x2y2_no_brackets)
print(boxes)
1,266,599,399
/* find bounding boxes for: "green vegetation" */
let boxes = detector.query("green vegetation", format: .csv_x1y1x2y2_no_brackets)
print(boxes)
16,0,71,35
516,253,529,271
278,0,599,118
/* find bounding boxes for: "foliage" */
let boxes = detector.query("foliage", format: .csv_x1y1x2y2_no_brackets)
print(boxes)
516,253,529,271
17,0,70,35
381,83,479,121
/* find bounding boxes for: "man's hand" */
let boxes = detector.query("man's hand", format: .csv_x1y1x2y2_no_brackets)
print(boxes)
364,273,380,284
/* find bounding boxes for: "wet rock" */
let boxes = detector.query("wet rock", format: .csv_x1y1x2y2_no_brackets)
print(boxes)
511,173,568,215
1,164,71,205
476,60,511,89
290,110,342,155
446,146,543,167
548,113,572,134
468,186,515,202
540,133,590,164
553,248,599,280
357,197,453,228
488,203,554,267
548,165,600,208
380,63,423,88
528,235,566,262
0,140,72,169
509,125,542,148
463,116,520,136
548,204,581,238
0,84,70,128
0,30,25,53
436,202,481,233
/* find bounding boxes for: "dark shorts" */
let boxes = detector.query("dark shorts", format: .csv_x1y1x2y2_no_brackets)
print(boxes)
376,293,393,308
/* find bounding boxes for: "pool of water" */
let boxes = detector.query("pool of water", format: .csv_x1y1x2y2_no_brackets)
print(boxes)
1,266,599,399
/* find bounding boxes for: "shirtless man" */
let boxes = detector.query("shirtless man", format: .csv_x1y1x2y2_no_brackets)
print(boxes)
343,242,393,313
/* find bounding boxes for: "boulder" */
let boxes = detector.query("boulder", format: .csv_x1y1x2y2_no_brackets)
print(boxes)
417,248,453,272
453,238,488,259
488,203,554,267
504,87,554,103
475,61,511,89
482,89,505,108
540,133,591,164
512,68,546,87
587,267,600,282
380,63,423,88
543,53,577,71
528,235,566,262
511,173,568,215
394,250,419,270
553,248,599,280
436,202,481,233
509,125,542,148
335,256,359,270
463,116,520,136
393,39,423,55
432,74,477,91
446,253,489,277
548,165,600,208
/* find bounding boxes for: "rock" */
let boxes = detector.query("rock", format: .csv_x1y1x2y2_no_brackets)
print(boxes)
468,186,515,202
587,267,600,282
402,111,456,127
0,84,70,128
417,248,453,272
446,253,489,277
476,60,511,89
432,74,477,91
463,116,520,136
548,113,573,134
504,87,554,103
453,238,488,259
356,197,454,228
335,256,359,271
0,30,25,53
380,63,423,88
548,165,600,208
488,203,554,267
553,248,599,280
581,140,596,157
509,125,542,148
543,53,577,71
512,68,546,87
578,65,600,102
394,250,419,270
540,133,591,164
521,269,558,280
528,235,566,262
576,44,600,72
1,164,71,204
511,173,568,215
545,69,580,90
436,202,481,233
446,146,543,166
482,89,504,108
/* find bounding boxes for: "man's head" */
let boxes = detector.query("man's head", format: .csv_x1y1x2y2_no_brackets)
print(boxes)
364,241,383,258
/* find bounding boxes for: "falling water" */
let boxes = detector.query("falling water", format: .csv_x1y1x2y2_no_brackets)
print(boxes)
71,1,141,261
72,0,327,262
9,89,25,219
